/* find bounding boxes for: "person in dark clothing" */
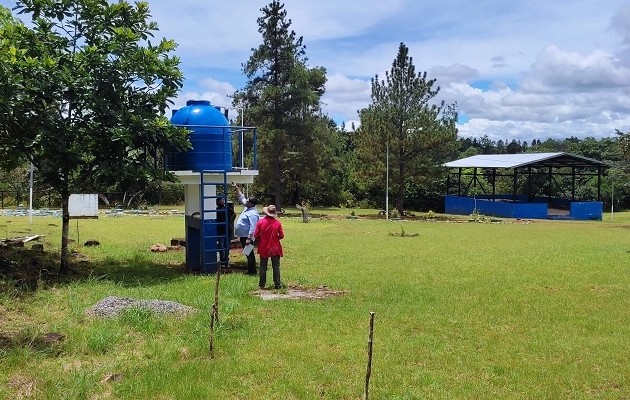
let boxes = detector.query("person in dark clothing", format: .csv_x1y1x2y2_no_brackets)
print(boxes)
227,201,236,240
216,197,235,264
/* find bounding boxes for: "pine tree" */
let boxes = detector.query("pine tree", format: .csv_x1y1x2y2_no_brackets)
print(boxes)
234,1,329,210
356,43,458,214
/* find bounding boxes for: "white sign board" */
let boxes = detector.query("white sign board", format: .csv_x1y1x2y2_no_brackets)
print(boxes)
69,194,99,218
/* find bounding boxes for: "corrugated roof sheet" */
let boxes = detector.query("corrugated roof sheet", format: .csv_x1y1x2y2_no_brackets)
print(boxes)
443,152,607,169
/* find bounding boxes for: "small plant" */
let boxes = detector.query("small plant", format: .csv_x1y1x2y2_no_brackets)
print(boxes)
427,210,435,219
388,225,419,237
470,209,489,223
350,210,356,217
390,209,400,219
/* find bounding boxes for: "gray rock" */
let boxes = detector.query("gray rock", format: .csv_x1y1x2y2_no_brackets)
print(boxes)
85,296,196,318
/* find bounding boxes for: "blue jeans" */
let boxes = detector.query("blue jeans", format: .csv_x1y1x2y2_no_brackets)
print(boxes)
259,256,281,289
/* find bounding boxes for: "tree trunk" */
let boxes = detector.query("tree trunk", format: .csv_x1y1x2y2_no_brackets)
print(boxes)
273,150,283,211
397,188,405,215
296,203,309,223
60,195,70,274
98,193,110,206
290,177,301,207
124,189,146,209
397,159,405,215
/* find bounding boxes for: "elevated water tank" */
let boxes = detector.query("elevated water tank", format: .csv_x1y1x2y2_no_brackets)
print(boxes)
167,100,232,171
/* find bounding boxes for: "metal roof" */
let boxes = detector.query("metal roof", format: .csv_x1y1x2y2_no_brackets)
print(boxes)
443,152,608,169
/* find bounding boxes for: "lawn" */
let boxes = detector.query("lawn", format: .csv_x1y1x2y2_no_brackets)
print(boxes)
1,210,629,399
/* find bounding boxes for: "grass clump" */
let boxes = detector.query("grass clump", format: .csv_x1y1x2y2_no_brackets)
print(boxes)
388,225,419,237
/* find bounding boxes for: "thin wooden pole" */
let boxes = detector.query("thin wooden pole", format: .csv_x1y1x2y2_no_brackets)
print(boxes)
209,264,222,358
364,311,375,400
214,264,221,324
209,304,216,358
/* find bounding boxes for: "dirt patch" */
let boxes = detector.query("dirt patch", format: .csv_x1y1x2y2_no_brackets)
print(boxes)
254,285,346,301
8,374,40,399
0,329,66,354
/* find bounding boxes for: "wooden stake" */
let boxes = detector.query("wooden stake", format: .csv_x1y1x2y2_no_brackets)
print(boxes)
213,263,222,324
364,311,375,400
209,264,222,358
209,303,216,358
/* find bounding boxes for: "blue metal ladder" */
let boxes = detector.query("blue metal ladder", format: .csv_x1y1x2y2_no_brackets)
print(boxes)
199,170,230,273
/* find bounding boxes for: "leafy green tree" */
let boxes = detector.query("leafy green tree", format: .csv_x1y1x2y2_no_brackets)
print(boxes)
538,138,563,152
0,164,30,207
612,129,630,209
234,1,328,210
283,115,345,206
616,130,630,171
506,139,522,154
478,135,496,154
0,0,189,273
356,42,458,214
495,139,506,154
521,140,528,152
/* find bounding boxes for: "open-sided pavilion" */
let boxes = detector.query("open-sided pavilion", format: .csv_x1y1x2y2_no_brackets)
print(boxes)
442,152,608,220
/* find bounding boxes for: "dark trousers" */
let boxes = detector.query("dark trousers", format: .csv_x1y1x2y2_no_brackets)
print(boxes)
218,235,227,264
259,256,281,289
239,237,256,273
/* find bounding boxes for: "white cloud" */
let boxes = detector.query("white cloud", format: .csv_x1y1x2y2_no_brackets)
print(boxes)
287,0,406,40
198,78,237,98
430,64,479,85
610,5,630,46
171,77,240,121
523,45,630,92
148,0,630,141
343,120,361,131
322,73,371,122
458,115,630,142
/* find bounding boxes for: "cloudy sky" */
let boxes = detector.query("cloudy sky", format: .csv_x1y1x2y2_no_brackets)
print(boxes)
4,0,630,142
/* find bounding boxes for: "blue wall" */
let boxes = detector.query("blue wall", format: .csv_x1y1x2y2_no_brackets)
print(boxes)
570,201,603,220
444,195,602,220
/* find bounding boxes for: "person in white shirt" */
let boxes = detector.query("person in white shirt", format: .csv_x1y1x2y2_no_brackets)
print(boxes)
232,182,260,274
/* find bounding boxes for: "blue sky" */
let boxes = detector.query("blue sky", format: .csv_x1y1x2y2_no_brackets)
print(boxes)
3,0,630,142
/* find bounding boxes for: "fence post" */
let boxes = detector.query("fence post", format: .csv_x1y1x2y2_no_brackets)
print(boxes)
364,311,375,400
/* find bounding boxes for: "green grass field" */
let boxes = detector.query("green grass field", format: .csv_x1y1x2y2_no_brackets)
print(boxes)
1,210,629,399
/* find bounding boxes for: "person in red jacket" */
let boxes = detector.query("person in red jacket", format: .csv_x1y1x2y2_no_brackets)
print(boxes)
253,204,285,289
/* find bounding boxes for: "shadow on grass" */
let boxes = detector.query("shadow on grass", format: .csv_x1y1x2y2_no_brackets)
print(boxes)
0,246,257,298
0,330,65,355
0,246,233,355
0,246,192,297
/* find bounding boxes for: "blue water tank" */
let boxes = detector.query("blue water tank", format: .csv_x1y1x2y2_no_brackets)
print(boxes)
167,100,232,171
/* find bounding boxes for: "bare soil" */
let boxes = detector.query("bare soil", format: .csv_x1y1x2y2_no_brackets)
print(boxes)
254,285,346,300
